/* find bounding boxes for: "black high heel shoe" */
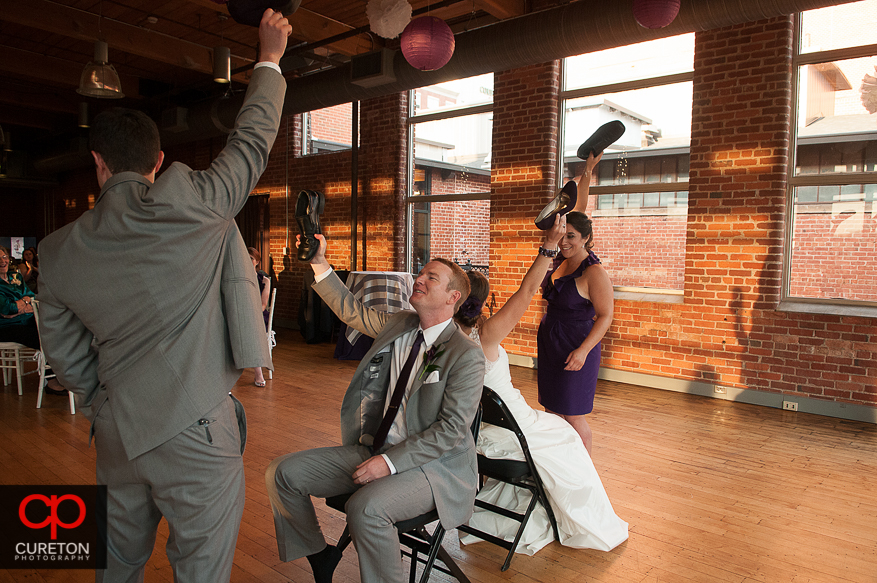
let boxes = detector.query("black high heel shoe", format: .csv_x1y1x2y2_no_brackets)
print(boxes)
535,180,577,230
576,120,626,160
296,190,325,262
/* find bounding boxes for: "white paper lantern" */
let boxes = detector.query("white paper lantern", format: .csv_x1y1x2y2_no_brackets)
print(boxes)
366,0,412,39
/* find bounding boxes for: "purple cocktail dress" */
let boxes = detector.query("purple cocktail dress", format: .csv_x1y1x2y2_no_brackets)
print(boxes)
537,251,602,415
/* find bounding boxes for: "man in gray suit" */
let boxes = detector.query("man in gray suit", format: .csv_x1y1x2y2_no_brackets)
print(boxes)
266,235,484,583
36,10,291,582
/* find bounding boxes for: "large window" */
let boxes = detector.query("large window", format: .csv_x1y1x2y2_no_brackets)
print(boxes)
562,35,694,291
408,74,493,275
787,0,877,303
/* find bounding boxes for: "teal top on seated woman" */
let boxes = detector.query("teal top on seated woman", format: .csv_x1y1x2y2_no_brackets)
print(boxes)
1,269,36,327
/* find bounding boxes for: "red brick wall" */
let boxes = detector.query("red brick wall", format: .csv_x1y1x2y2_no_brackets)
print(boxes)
490,61,562,356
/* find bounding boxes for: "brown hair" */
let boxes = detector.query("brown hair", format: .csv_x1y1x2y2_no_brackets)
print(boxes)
247,247,261,265
430,258,470,311
454,271,489,328
566,211,594,251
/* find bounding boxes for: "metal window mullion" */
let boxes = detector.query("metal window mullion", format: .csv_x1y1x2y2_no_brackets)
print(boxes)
560,71,694,101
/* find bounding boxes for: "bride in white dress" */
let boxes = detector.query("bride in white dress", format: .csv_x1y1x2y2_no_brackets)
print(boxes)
455,215,628,555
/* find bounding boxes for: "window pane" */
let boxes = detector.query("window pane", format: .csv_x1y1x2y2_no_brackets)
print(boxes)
795,55,877,177
408,200,491,277
412,74,493,116
799,0,877,54
303,103,353,154
562,82,693,178
412,113,493,178
789,186,877,300
564,34,694,91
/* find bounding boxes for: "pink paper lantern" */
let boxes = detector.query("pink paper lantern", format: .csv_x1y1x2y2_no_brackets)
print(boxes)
633,0,681,29
401,16,455,71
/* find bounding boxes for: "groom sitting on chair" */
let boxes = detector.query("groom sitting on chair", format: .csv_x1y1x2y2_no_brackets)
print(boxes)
266,234,484,583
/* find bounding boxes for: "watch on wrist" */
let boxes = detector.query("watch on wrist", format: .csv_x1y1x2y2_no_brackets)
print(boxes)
538,246,558,258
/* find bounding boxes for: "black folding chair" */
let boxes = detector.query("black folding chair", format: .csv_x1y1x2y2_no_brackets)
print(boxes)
457,386,559,571
325,402,482,583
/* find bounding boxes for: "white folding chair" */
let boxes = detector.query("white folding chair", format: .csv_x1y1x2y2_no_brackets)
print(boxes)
32,300,75,414
0,342,37,395
266,288,277,379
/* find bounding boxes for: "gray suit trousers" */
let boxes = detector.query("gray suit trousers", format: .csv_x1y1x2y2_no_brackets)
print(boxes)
95,395,245,583
266,447,435,583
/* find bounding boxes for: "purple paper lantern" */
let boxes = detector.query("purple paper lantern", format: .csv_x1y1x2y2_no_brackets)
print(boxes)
401,16,455,71
632,0,681,29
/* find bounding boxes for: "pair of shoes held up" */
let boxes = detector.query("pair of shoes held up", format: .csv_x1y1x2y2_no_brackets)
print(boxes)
535,120,626,230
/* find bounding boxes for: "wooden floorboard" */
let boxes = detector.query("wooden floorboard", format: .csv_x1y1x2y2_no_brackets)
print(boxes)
1,329,875,583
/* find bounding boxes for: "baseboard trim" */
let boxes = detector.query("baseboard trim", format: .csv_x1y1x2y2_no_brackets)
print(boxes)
505,352,876,425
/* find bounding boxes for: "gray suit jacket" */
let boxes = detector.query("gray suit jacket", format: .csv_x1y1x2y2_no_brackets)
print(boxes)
37,66,285,460
313,271,484,529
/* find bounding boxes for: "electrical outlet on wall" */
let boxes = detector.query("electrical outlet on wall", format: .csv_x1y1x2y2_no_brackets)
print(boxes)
782,401,798,411
714,386,727,394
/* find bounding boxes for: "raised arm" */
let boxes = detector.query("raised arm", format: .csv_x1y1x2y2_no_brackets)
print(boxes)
193,9,290,218
478,216,566,360
307,234,391,337
572,151,602,213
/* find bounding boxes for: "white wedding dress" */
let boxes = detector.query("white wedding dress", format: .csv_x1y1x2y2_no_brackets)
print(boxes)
460,328,629,555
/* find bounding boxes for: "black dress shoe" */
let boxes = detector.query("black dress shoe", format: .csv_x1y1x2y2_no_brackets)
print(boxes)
576,120,626,160
44,387,68,396
535,180,577,230
227,0,301,27
296,190,325,262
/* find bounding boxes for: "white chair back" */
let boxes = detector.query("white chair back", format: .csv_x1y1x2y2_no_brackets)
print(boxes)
32,301,76,414
266,288,277,379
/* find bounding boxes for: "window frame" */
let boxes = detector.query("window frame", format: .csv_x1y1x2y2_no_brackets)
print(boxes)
405,88,493,273
558,49,693,298
781,13,877,313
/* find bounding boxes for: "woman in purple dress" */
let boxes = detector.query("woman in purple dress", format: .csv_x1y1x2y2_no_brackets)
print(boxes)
537,153,613,454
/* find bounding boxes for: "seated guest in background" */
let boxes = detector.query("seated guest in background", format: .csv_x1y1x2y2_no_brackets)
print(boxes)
0,245,38,348
20,247,39,293
453,217,628,556
248,246,271,387
266,234,484,583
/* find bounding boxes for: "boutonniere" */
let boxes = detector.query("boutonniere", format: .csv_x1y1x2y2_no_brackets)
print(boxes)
419,343,446,380
9,274,21,286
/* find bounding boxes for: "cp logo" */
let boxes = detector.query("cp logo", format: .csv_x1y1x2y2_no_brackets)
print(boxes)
19,494,87,540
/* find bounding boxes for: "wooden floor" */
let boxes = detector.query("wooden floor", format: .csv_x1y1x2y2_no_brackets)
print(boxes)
2,329,876,583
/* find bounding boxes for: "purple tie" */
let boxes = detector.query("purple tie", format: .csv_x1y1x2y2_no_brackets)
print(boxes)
371,330,424,452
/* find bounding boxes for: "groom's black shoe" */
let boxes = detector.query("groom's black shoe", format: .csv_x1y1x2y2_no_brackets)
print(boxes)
296,190,325,262
576,120,625,160
535,180,577,230
306,544,343,583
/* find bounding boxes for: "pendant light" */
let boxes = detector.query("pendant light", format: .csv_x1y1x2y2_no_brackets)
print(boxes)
77,40,125,98
77,2,124,99
214,14,231,84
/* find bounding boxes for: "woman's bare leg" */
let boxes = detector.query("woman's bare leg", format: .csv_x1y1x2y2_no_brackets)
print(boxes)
545,409,592,454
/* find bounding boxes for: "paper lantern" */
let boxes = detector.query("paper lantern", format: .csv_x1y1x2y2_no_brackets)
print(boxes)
632,0,681,29
366,0,412,39
401,16,455,71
